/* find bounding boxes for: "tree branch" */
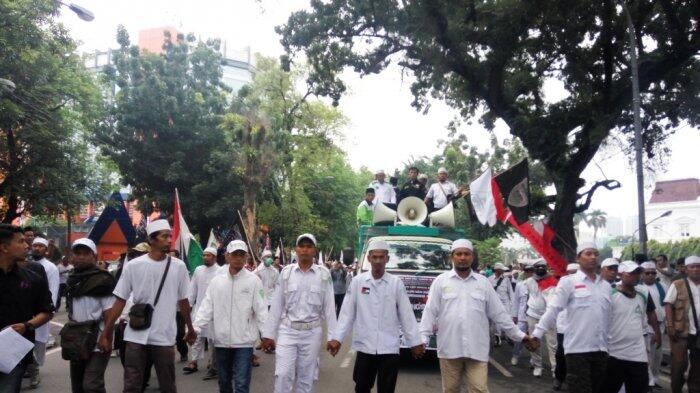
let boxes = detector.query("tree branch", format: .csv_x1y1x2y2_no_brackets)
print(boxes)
575,179,621,213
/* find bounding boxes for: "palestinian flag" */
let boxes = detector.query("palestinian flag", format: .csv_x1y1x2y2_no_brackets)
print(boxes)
171,189,204,274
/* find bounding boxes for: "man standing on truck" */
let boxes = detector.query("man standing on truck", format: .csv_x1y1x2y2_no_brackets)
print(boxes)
328,240,424,393
357,188,376,227
420,239,533,393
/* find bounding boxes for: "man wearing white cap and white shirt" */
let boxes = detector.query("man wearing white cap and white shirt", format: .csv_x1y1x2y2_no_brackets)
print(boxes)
663,255,700,393
369,169,396,208
98,219,195,393
600,258,620,286
183,246,221,375
488,262,514,346
530,242,611,393
26,237,60,388
261,233,337,393
327,240,424,393
194,240,267,393
640,261,666,390
256,249,281,309
420,239,533,393
523,259,559,378
64,237,116,393
511,261,534,366
602,261,661,393
424,167,461,211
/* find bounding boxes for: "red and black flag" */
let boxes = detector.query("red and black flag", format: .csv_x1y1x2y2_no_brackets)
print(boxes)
494,159,530,225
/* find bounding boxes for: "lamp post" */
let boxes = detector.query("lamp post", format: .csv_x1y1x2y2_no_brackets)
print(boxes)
58,1,95,21
630,210,672,256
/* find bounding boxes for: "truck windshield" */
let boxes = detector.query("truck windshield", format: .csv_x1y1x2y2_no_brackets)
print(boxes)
383,240,452,271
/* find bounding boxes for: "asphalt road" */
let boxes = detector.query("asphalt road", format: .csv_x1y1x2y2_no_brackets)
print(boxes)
22,309,672,392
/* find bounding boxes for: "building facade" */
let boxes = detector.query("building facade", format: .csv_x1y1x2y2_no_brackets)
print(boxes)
645,178,700,242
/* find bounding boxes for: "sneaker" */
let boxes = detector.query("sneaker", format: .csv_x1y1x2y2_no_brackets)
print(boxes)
29,373,41,388
510,356,518,366
202,369,218,381
533,367,542,378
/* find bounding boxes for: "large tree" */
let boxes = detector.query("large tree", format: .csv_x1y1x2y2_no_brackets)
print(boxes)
97,26,241,236
0,0,103,223
277,0,699,260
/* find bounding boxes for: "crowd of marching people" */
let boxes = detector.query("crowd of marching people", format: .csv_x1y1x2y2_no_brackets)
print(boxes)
2,220,700,393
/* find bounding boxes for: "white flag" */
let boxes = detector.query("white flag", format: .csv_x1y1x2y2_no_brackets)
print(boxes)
470,168,497,226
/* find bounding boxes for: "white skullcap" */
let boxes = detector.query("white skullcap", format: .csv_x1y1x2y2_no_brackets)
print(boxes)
296,233,317,247
576,242,598,254
619,260,642,274
566,263,579,272
640,261,657,270
686,256,700,266
494,263,506,270
146,219,171,235
533,259,547,267
451,239,473,252
32,237,49,247
72,238,97,254
418,173,428,180
261,249,272,258
226,240,248,254
438,167,448,174
203,246,217,256
375,169,385,175
367,240,390,252
601,258,619,268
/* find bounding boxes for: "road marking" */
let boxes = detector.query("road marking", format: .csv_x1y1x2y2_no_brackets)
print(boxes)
488,356,513,378
340,349,356,368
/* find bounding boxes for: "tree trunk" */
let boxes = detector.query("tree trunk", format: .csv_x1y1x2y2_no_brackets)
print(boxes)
242,185,258,256
549,174,581,263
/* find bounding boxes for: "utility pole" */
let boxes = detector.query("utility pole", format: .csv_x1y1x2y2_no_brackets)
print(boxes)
623,4,648,256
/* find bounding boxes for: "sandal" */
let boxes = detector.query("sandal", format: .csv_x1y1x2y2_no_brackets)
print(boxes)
182,364,198,374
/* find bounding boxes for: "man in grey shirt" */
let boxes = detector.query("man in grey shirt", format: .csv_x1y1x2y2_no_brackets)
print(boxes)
331,261,348,317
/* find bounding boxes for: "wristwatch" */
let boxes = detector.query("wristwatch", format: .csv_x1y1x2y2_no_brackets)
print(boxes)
23,322,35,333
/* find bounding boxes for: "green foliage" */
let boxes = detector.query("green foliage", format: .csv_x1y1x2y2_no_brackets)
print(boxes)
278,0,699,260
474,237,504,267
96,26,240,235
0,0,104,222
621,238,700,262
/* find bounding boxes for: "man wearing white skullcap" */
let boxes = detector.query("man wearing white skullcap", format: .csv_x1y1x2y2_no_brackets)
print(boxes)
26,237,59,388
488,262,514,347
425,167,461,211
663,255,700,392
641,261,666,389
531,242,613,393
329,239,423,392
99,218,195,393
183,245,222,374
369,169,397,207
421,239,533,392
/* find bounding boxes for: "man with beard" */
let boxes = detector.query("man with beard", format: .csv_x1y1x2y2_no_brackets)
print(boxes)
27,237,59,388
64,238,116,393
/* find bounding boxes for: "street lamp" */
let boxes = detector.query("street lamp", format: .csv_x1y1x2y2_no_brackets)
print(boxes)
58,1,95,22
630,210,672,256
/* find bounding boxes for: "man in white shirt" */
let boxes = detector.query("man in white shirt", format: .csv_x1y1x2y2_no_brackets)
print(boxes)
424,167,460,211
600,258,619,286
194,240,267,393
641,261,666,389
256,249,280,309
420,239,532,393
530,242,611,393
98,219,195,393
488,262,514,346
663,255,700,393
27,237,60,388
328,240,424,393
183,246,221,374
553,263,580,391
57,257,73,312
655,254,674,289
369,169,396,208
602,261,661,393
261,233,337,393
510,262,533,366
524,259,559,378
65,238,116,393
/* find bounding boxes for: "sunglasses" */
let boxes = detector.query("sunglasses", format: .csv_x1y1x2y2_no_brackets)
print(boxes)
644,271,657,275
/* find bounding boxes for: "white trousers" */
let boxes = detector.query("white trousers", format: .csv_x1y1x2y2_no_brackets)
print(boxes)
274,324,323,393
527,316,557,371
189,335,214,362
645,333,662,386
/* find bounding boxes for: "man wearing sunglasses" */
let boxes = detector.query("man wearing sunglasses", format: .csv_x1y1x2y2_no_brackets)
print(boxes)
601,258,619,286
641,261,666,390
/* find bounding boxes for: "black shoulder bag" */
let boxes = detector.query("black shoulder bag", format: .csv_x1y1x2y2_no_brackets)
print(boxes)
129,256,171,330
684,278,700,349
60,297,100,361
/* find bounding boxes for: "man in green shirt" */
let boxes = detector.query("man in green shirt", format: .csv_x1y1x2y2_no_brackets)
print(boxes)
356,188,376,226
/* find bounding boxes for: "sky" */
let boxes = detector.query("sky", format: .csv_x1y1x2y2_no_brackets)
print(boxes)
58,0,699,218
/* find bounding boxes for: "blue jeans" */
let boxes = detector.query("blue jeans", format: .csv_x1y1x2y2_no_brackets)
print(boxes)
0,363,27,393
216,347,253,393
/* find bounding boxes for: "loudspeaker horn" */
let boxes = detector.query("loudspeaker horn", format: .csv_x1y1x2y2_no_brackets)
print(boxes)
373,202,397,225
429,202,455,228
396,197,428,226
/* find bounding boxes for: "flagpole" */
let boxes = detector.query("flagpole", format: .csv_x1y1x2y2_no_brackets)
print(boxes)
237,209,259,264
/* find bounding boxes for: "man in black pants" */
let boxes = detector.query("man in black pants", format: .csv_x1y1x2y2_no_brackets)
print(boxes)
327,240,425,392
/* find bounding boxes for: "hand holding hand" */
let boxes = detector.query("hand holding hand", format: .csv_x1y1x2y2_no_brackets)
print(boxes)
184,329,197,345
327,340,341,356
410,344,426,359
261,337,276,353
524,336,540,352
